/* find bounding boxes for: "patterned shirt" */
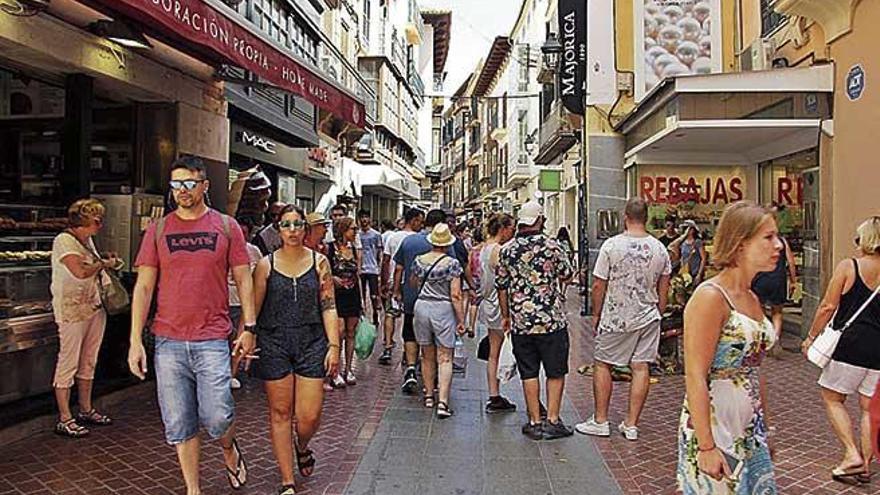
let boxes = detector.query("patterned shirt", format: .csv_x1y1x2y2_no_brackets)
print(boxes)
495,233,574,335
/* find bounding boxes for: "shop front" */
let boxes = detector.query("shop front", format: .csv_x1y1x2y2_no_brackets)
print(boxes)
0,2,227,409
616,65,833,336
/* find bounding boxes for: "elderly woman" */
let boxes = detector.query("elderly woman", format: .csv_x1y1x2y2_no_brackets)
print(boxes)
411,223,467,419
802,216,880,484
51,198,120,437
678,202,782,494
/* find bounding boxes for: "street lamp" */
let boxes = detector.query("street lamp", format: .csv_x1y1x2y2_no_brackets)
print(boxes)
540,33,563,72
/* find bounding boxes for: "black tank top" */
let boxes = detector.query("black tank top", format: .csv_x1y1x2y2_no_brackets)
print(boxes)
831,259,880,370
257,252,322,330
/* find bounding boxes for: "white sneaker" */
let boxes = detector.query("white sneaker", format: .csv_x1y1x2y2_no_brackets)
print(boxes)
345,371,357,385
332,374,347,388
618,421,639,441
230,377,242,390
575,416,611,437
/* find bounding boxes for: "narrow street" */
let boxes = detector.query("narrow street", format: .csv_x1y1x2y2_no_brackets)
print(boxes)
0,292,873,495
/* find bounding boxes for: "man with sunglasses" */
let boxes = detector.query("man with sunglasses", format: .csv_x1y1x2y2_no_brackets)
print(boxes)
128,156,257,494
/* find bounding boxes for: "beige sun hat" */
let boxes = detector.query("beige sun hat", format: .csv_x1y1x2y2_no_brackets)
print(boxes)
427,223,456,247
305,212,332,226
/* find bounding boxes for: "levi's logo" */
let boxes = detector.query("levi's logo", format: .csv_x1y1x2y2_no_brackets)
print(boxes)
166,232,219,253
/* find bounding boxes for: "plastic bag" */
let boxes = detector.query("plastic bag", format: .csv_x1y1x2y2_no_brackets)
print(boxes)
354,318,377,360
497,334,517,383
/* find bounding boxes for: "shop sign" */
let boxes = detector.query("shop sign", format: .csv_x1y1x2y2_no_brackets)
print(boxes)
99,0,365,127
539,169,563,192
776,176,804,207
237,131,276,154
846,64,866,101
639,175,744,205
634,0,722,101
558,0,587,114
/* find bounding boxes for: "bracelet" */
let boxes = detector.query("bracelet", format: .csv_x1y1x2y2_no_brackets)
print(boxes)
328,343,340,349
697,443,716,453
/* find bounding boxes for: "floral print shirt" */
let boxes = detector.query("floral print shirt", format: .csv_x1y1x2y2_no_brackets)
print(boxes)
495,233,574,335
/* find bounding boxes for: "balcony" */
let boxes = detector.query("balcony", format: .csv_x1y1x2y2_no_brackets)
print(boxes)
320,43,377,126
534,103,579,165
408,60,425,100
507,153,532,187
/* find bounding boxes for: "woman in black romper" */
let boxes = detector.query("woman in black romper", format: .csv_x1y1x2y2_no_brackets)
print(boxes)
252,205,340,495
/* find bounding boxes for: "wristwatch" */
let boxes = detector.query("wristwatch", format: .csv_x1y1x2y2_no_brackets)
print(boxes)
243,324,257,334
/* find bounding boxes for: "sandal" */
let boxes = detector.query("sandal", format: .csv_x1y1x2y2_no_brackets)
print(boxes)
436,401,454,419
224,438,248,490
295,447,316,477
76,409,112,426
832,464,866,485
278,484,297,494
54,418,89,438
424,395,435,408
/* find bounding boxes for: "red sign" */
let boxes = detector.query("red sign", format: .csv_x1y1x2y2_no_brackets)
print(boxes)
100,0,365,128
776,176,804,206
640,176,744,205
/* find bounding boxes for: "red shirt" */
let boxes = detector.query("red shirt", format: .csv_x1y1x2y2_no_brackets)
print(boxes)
135,209,249,341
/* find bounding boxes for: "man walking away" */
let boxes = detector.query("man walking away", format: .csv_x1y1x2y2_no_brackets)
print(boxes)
255,201,287,255
379,208,423,364
358,209,383,326
127,156,257,494
576,198,671,441
393,209,449,393
496,201,574,440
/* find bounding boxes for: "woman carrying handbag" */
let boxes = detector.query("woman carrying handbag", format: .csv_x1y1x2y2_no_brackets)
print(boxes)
802,216,880,484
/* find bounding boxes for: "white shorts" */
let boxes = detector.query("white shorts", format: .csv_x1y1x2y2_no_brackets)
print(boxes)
594,320,661,367
818,359,880,397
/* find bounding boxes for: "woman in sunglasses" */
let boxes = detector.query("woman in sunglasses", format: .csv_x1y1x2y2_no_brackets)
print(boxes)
251,205,341,494
328,217,362,387
803,216,880,484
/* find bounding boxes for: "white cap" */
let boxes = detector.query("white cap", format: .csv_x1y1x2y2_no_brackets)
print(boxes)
517,201,544,226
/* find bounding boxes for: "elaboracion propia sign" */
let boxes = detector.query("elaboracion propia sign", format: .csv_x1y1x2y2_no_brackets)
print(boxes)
100,0,366,128
558,0,587,115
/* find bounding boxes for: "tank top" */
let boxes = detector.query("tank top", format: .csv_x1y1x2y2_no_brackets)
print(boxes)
831,259,880,370
479,243,500,305
257,252,322,330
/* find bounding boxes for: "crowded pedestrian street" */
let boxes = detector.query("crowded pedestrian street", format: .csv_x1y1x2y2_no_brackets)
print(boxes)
0,292,871,495
2,0,880,494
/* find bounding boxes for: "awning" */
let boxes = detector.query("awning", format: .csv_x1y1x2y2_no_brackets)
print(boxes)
360,165,420,200
625,119,823,167
97,0,365,127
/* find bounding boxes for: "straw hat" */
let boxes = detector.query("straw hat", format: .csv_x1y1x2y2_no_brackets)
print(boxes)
305,212,332,226
427,223,456,247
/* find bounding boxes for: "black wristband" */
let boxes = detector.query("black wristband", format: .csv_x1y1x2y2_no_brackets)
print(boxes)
243,324,257,334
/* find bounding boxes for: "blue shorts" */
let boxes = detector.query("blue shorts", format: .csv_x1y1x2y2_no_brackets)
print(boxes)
154,337,235,445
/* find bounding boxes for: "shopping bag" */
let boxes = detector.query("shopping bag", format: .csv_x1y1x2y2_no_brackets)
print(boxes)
497,334,517,383
476,335,490,361
354,317,377,360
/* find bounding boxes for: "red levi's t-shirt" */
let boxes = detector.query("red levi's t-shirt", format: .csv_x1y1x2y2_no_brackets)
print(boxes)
135,209,250,341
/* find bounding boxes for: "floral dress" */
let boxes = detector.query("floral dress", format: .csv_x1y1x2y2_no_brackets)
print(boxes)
677,282,778,495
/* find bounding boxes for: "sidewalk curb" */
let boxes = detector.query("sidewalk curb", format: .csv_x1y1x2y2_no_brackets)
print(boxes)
0,381,155,447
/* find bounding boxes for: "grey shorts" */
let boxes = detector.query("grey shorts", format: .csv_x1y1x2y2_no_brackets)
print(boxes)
818,359,880,397
594,319,661,367
413,299,457,349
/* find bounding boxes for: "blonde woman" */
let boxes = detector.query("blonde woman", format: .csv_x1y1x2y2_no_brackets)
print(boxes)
802,216,880,484
678,202,781,494
51,198,119,437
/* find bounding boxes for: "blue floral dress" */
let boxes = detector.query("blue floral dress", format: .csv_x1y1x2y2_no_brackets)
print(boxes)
677,282,778,495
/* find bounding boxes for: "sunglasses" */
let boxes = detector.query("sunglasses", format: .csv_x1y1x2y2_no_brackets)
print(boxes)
279,220,307,231
169,179,205,191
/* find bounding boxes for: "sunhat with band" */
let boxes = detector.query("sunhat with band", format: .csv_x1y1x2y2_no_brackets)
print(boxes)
428,223,456,247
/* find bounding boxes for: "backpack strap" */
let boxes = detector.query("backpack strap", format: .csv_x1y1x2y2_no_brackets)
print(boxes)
418,255,448,299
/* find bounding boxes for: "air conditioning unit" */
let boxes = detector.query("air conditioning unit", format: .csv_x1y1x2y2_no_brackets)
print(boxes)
741,39,776,71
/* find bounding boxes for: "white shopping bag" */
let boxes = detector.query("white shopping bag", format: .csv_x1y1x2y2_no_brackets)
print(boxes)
497,334,517,383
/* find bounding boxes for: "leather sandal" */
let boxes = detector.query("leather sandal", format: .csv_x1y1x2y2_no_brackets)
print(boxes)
54,418,89,438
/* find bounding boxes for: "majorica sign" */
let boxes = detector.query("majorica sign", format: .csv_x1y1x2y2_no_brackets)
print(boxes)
97,0,365,128
558,0,586,115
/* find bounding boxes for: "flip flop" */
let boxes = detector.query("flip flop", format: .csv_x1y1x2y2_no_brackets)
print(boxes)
832,464,866,485
224,438,248,490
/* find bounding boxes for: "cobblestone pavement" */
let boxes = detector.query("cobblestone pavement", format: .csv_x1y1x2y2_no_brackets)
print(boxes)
1,291,878,495
563,292,879,495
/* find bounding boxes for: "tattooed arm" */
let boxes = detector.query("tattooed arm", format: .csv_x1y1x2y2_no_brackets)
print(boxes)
317,253,340,377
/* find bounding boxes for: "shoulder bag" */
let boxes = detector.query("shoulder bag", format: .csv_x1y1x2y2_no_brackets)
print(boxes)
66,231,130,315
808,265,880,368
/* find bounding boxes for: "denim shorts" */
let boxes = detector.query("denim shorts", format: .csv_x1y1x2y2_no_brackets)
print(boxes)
154,337,235,445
